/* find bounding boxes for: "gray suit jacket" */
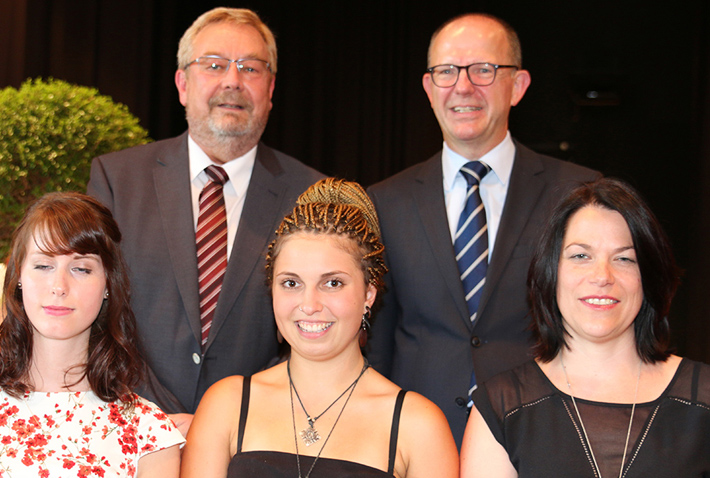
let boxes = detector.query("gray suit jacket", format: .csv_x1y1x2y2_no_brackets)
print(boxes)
367,141,600,447
88,132,323,413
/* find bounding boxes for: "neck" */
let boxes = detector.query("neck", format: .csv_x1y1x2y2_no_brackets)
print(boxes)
190,130,259,164
446,130,507,161
287,349,368,409
30,339,90,392
560,333,641,373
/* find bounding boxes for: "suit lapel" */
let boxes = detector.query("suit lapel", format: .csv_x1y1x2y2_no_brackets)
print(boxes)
476,142,545,320
152,133,203,343
206,144,286,349
414,154,471,327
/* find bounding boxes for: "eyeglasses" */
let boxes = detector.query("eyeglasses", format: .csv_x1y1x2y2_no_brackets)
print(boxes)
426,63,518,88
185,55,272,78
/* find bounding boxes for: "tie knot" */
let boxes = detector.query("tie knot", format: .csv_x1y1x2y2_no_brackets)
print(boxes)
460,161,490,187
205,165,228,186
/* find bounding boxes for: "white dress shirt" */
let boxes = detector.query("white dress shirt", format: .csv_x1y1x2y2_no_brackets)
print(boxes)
442,131,516,258
188,135,256,259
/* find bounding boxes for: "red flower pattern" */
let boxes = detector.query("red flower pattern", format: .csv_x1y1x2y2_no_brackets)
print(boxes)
0,391,183,477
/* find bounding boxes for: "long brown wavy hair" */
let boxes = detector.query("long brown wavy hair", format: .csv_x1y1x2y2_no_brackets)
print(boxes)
1,192,145,403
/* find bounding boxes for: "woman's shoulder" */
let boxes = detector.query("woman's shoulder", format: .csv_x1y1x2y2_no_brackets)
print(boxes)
666,357,710,406
395,392,459,477
198,374,247,412
474,360,556,418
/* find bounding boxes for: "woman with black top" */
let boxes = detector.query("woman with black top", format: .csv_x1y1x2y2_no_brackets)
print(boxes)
461,178,710,477
182,178,458,478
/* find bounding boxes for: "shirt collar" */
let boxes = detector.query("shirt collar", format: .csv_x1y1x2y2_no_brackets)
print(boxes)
442,131,516,191
187,135,257,186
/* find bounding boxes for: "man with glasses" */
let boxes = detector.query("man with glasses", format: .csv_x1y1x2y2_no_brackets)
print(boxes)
87,8,322,433
367,13,599,447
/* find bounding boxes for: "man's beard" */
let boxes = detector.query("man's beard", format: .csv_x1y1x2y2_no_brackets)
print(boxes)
186,96,268,154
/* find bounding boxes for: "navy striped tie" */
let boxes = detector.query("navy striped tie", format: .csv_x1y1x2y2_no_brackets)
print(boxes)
454,161,490,405
455,161,491,323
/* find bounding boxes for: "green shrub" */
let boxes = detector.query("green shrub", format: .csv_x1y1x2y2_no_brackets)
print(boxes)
0,77,151,259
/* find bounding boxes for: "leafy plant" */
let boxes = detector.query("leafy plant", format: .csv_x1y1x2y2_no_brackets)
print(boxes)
0,78,151,259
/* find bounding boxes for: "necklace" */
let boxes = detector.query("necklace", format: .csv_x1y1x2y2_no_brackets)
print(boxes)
287,358,369,446
289,358,369,478
561,356,642,478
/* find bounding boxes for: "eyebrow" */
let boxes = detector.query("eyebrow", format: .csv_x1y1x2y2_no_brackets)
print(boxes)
563,243,635,254
275,270,351,279
29,251,101,261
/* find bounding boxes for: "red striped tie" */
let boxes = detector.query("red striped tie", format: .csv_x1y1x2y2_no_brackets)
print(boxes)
196,165,228,350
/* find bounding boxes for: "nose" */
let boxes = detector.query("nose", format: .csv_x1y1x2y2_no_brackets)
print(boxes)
52,270,68,296
590,260,614,287
299,287,323,316
222,61,244,89
453,69,477,93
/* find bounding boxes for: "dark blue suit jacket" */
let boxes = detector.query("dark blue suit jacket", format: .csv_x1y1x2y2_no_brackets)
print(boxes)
367,141,600,447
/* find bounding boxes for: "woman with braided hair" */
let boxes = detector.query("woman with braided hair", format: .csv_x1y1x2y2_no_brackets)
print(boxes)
182,178,458,478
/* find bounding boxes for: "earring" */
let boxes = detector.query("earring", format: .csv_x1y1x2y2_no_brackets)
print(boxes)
359,306,371,348
17,282,21,289
104,291,109,299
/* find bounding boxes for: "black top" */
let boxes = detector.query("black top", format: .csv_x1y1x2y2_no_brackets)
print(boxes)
227,376,407,477
473,358,710,477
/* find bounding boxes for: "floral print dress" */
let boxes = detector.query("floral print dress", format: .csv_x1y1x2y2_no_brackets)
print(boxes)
0,390,184,477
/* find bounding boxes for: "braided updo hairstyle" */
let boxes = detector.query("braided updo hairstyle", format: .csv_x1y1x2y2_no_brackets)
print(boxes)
266,178,387,295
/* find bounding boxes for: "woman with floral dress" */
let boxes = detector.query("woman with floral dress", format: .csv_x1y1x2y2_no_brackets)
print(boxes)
0,192,184,477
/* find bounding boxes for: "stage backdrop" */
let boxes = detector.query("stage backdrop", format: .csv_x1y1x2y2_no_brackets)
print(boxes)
2,0,709,362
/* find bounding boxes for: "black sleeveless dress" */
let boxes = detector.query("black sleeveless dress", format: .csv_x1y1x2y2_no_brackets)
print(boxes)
473,358,710,477
227,376,407,477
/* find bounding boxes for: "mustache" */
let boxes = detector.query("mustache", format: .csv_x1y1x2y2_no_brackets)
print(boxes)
208,92,252,110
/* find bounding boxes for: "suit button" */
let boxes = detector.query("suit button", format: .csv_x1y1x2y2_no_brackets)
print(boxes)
192,353,201,364
471,336,482,347
455,397,467,408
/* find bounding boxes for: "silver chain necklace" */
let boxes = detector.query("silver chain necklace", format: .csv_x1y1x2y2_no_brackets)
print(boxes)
561,356,641,478
288,358,369,446
288,358,369,478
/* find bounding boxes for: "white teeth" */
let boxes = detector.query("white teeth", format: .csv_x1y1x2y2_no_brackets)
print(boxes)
584,298,617,305
453,106,482,112
297,322,333,333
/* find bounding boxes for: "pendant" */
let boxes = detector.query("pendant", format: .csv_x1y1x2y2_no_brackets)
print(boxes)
300,424,321,446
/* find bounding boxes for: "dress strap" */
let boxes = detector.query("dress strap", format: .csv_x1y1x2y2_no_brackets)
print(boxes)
387,389,407,475
236,376,251,454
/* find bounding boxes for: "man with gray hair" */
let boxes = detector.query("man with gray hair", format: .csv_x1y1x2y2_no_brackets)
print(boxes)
88,8,322,431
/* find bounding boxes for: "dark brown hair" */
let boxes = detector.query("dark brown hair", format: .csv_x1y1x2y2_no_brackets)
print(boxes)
1,192,145,402
528,178,680,363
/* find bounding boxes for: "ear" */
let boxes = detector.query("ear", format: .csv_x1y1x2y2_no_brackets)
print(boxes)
175,69,188,107
422,72,435,107
267,74,276,111
510,69,531,106
365,283,377,308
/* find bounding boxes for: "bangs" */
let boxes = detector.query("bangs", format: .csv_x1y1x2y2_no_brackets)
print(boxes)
25,202,109,258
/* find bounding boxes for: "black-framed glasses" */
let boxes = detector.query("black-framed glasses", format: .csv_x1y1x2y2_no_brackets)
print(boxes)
426,63,518,88
185,55,271,78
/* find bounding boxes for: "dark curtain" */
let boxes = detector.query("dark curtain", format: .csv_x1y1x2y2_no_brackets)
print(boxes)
2,0,709,362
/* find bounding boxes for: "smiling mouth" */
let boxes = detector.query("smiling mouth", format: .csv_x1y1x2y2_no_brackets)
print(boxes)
453,106,482,112
218,103,245,110
583,298,618,305
297,321,334,333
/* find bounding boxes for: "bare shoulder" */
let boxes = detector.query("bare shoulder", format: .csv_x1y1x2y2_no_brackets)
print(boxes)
399,391,449,426
395,391,459,478
193,375,246,423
